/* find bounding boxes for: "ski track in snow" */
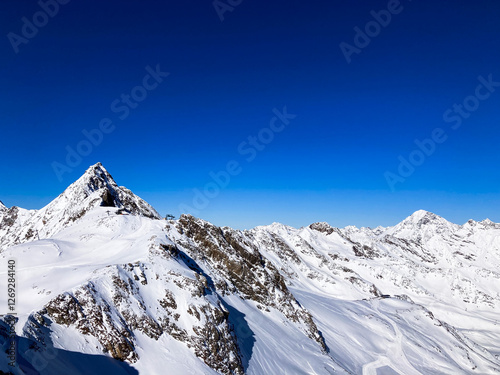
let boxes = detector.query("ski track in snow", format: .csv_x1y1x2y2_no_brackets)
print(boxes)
362,300,420,375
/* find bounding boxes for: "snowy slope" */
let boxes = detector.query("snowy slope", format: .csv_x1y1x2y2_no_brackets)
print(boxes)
248,219,500,373
0,163,499,374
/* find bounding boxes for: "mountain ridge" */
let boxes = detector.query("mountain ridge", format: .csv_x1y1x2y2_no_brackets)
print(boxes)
1,164,496,248
1,163,499,374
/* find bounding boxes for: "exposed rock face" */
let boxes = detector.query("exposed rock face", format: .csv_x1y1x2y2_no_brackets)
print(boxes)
309,222,336,235
170,215,328,351
36,256,244,374
1,206,18,228
0,205,35,250
45,285,139,362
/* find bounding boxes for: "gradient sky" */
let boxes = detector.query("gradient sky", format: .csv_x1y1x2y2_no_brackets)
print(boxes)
1,0,500,229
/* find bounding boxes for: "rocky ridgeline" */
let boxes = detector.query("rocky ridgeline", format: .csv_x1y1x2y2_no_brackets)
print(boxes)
168,215,328,351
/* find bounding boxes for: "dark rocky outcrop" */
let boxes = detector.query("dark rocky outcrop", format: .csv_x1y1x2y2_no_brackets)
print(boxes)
172,214,328,352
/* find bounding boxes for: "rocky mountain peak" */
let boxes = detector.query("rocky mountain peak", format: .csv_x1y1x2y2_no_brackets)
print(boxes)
0,163,162,251
0,200,6,212
479,218,500,229
58,162,161,219
394,210,453,229
405,209,441,224
70,162,118,199
80,162,114,187
383,210,459,244
254,222,296,236
309,222,336,235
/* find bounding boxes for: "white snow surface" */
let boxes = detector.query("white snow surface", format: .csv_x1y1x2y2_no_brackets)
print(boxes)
0,163,499,374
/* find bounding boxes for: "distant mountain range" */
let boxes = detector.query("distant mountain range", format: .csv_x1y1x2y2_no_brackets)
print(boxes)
1,163,499,374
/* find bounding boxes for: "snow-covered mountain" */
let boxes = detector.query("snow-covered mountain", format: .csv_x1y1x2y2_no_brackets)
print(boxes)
1,163,499,374
0,163,160,252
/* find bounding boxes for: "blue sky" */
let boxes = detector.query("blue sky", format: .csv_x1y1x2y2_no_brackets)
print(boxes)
1,0,500,229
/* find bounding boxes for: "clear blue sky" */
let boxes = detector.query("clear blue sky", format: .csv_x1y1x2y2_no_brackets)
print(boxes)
1,0,500,229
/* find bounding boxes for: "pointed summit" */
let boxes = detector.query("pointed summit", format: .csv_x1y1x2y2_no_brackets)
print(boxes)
81,161,111,180
402,210,444,225
68,162,116,198
57,162,161,220
0,200,6,212
479,218,500,228
384,210,459,241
